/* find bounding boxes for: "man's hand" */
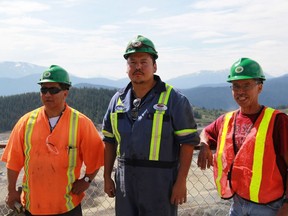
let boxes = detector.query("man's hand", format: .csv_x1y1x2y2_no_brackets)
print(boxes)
276,202,288,216
71,178,90,195
6,189,21,209
104,177,116,198
170,178,187,206
197,142,213,170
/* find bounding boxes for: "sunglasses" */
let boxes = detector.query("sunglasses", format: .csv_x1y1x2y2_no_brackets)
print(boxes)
40,87,63,95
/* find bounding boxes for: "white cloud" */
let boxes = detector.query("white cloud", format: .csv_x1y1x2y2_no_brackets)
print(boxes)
191,0,248,10
0,0,288,79
0,17,46,26
137,6,156,14
50,0,90,7
192,31,225,39
0,1,50,15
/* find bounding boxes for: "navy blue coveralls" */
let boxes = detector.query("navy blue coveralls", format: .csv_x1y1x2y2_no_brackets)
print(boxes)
102,75,199,216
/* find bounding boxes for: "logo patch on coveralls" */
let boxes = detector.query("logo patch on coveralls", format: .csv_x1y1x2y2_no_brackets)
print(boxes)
115,105,126,111
153,103,167,111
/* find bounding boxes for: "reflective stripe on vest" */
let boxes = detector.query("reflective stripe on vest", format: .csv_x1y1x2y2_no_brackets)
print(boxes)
249,107,274,202
215,111,233,196
23,108,40,210
23,108,79,211
64,108,79,210
149,84,173,160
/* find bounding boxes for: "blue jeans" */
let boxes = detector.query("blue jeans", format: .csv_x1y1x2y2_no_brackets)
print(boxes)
229,194,283,216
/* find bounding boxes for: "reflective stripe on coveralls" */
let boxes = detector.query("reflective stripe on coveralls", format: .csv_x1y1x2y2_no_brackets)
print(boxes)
23,108,79,211
149,84,173,160
109,84,197,160
113,97,124,156
102,97,125,141
215,107,280,203
111,84,173,159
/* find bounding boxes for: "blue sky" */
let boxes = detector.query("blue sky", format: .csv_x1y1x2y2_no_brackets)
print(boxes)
0,0,288,80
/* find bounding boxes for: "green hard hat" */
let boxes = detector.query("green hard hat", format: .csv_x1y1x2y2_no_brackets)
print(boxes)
38,65,72,86
227,58,266,82
123,35,158,59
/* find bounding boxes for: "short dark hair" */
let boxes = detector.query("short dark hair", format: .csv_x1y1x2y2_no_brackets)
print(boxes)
255,79,263,84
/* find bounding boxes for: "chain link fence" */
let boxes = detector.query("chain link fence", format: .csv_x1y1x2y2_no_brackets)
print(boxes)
0,148,230,216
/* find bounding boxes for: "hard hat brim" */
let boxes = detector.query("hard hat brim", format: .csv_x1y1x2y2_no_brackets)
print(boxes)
227,75,266,82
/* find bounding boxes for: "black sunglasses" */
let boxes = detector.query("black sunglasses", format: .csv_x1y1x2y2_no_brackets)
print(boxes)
40,87,63,95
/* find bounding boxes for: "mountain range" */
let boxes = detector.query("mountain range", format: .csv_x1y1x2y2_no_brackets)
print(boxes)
0,61,287,110
0,61,233,93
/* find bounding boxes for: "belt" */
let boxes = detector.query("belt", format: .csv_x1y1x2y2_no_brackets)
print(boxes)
122,158,178,169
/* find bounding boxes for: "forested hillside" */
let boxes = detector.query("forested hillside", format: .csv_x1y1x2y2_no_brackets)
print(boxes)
0,87,117,132
0,87,227,133
1,87,286,133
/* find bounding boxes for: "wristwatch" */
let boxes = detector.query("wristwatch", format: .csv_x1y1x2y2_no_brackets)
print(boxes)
84,176,92,183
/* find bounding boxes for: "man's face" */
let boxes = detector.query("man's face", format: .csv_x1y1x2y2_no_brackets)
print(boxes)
126,52,157,85
40,82,68,111
230,79,262,109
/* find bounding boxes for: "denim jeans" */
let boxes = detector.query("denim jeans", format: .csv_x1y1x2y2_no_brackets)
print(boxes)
229,194,283,216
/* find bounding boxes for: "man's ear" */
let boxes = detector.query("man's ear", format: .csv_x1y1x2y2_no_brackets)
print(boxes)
154,63,157,73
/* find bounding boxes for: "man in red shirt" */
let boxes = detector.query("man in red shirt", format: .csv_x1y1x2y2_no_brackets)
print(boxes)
197,58,288,216
2,65,104,215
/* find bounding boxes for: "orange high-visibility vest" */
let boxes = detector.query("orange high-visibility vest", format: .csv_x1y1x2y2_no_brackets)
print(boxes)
2,105,104,215
214,107,284,203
